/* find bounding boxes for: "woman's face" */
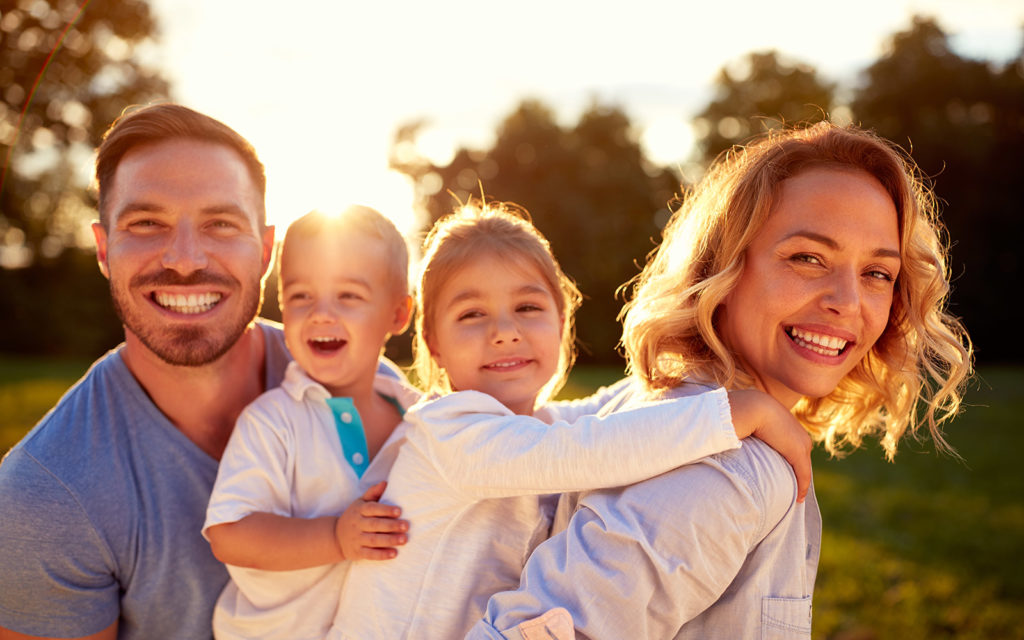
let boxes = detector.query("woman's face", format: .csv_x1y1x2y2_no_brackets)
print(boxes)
718,167,901,409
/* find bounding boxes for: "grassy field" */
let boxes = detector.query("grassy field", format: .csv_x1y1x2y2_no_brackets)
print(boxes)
1,357,1021,638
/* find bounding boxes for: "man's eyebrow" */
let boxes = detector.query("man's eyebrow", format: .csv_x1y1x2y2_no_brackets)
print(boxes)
117,201,165,215
782,230,900,260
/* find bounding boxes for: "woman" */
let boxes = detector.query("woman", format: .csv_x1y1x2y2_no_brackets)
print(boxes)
467,122,972,639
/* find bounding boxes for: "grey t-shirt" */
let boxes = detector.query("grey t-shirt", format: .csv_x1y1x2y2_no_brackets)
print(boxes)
0,321,291,639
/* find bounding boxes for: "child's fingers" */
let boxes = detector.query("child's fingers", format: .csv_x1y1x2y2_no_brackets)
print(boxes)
360,516,409,534
361,531,408,550
360,481,388,502
356,546,400,561
360,501,402,519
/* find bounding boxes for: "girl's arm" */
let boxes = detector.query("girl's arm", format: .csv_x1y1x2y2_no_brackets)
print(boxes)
540,377,632,422
411,386,810,501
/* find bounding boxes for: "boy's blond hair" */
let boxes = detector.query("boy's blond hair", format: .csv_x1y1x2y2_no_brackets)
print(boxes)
413,200,581,408
278,206,410,302
620,121,972,460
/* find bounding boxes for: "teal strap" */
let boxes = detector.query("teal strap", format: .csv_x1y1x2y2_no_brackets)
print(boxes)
324,397,370,478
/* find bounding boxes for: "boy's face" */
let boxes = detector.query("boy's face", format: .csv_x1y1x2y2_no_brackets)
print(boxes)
280,231,410,397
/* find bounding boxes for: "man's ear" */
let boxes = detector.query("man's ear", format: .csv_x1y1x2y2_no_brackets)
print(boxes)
92,222,110,280
392,295,414,335
260,225,276,278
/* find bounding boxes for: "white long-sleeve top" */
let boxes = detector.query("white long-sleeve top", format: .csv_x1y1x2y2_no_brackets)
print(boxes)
327,379,739,640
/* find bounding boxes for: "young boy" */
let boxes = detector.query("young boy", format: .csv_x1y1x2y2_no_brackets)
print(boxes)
203,207,420,639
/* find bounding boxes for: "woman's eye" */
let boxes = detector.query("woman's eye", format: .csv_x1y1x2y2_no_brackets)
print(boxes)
791,253,822,266
866,269,895,282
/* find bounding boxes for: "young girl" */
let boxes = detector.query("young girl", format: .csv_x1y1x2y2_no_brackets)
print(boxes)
327,201,811,639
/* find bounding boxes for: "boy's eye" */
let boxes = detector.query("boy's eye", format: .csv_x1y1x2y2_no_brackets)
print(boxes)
457,310,483,321
339,291,363,301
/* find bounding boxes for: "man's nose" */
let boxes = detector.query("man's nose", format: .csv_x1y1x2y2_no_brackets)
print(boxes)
160,224,208,274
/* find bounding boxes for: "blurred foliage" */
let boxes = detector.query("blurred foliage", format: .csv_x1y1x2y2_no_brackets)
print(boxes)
0,0,169,357
392,99,680,364
850,16,1024,365
693,50,836,163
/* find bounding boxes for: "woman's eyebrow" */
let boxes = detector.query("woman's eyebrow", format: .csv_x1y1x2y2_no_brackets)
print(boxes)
782,230,900,259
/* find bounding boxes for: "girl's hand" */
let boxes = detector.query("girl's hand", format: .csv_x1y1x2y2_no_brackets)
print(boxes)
727,390,813,502
335,481,410,560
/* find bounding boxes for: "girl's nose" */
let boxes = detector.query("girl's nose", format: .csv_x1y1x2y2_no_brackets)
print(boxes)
491,313,521,344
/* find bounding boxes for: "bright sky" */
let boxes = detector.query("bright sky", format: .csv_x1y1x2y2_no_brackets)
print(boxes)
145,0,1022,235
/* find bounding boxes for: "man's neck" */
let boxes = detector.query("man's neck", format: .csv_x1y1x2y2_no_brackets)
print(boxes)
121,324,267,460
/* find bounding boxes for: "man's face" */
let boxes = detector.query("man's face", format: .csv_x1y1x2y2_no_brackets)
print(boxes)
93,139,274,366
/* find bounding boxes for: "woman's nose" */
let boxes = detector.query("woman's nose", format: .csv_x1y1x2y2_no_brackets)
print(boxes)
822,269,860,315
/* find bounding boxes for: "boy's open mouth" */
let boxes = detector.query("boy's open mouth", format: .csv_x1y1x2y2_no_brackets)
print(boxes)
309,337,346,354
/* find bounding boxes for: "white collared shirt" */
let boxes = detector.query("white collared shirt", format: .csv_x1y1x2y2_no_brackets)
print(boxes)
204,361,421,640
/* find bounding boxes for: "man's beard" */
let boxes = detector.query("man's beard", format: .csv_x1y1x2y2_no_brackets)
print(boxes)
110,269,263,367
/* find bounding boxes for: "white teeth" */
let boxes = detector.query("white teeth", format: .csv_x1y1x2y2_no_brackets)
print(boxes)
154,292,221,314
487,360,525,368
788,327,848,356
310,337,341,343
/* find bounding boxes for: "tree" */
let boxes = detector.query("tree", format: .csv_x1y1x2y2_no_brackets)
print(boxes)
1,0,169,265
0,1,169,356
852,15,1024,363
392,99,681,365
694,50,835,166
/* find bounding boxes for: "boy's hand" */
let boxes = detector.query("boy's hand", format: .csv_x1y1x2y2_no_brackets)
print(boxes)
727,390,813,503
335,481,410,561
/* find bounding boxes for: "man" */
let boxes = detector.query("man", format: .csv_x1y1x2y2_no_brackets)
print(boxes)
0,104,394,639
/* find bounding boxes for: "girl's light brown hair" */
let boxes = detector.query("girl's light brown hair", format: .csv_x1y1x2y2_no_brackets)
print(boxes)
620,121,972,459
413,200,581,409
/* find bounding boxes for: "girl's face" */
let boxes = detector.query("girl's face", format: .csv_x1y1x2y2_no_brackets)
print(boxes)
718,167,901,409
428,253,563,415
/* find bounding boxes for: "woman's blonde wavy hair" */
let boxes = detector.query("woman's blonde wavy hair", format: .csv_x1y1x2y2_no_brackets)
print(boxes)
620,121,973,459
412,200,582,410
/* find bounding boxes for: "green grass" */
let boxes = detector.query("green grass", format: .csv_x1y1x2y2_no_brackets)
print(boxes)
0,355,92,457
1,358,1021,638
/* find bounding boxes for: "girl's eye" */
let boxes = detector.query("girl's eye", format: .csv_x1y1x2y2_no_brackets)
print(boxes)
517,303,542,313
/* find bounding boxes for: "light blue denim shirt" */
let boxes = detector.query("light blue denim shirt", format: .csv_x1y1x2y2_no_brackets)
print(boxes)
467,383,822,640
